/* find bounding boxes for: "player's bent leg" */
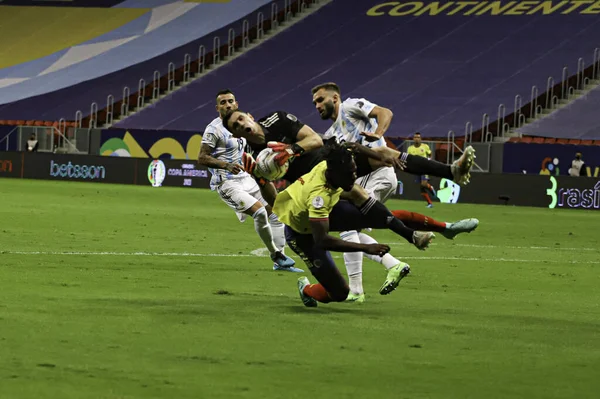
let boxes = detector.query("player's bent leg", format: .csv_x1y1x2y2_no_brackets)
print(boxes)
390,210,479,239
256,190,288,258
329,200,435,250
358,232,401,270
391,210,447,232
285,227,349,306
340,230,364,298
367,146,476,186
356,231,409,298
244,201,301,272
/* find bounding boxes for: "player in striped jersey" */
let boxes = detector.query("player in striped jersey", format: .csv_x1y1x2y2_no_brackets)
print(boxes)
312,82,479,301
198,89,303,273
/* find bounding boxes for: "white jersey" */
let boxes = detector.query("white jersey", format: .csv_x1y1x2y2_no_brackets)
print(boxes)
323,97,386,148
202,117,249,190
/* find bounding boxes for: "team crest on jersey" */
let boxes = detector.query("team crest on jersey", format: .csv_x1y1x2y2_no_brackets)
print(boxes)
356,101,364,108
312,196,325,209
286,113,298,122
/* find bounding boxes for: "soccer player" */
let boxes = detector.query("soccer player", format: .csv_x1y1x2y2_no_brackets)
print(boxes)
311,82,478,301
222,109,476,193
222,107,478,240
407,132,437,208
222,108,437,254
197,89,303,273
272,143,417,306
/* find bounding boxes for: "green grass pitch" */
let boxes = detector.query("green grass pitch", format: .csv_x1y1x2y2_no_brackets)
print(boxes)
1,178,599,399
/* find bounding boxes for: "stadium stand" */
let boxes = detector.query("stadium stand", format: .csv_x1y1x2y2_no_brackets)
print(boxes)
0,0,298,126
517,85,600,140
113,0,600,140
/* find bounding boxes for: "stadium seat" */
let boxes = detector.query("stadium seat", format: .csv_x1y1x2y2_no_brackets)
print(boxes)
520,137,533,143
532,137,545,144
543,138,556,144
580,139,594,145
556,138,569,144
567,139,581,145
108,3,600,135
518,85,600,140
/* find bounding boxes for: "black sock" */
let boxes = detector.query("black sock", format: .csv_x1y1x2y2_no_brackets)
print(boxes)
399,152,453,179
359,198,415,243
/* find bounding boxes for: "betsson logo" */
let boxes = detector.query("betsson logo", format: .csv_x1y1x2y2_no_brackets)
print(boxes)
49,160,106,180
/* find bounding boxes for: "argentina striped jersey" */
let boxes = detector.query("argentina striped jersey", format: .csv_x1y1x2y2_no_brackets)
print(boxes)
201,117,249,190
323,97,386,148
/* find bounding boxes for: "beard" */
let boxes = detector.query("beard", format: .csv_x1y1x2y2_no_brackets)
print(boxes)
320,102,335,120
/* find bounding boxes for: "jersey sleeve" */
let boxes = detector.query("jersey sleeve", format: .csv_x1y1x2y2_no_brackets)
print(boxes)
307,188,333,221
201,125,219,148
343,98,378,120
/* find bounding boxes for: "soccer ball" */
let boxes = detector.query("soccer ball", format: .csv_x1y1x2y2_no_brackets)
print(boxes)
255,147,290,181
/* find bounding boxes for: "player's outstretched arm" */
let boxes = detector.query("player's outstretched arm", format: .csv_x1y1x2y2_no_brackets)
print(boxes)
295,125,324,153
360,106,393,142
197,143,243,174
310,218,389,256
267,125,324,166
344,142,404,170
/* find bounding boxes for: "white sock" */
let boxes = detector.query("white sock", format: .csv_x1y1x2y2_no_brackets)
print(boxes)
269,212,286,253
358,232,401,270
341,230,364,295
252,207,278,254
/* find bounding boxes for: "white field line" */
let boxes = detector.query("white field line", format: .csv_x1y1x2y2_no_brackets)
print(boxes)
1,250,599,264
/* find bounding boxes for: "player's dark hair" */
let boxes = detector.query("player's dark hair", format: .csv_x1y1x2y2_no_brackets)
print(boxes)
414,132,421,136
216,89,235,100
311,82,341,95
324,142,354,170
222,109,245,129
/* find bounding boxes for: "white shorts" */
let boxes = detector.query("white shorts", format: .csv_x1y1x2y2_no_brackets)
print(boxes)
215,176,267,221
355,166,398,203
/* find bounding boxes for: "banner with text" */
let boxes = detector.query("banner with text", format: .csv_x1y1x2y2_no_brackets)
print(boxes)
22,152,137,184
2,151,599,210
138,158,210,189
394,172,600,210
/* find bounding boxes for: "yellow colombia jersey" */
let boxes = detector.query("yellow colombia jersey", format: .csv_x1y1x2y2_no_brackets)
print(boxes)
273,161,343,234
407,143,431,158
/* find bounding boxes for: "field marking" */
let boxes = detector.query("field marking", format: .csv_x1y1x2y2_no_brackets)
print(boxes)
389,242,600,252
1,250,599,264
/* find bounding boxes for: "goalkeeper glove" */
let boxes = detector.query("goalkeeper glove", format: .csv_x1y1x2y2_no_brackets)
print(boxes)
267,141,305,166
